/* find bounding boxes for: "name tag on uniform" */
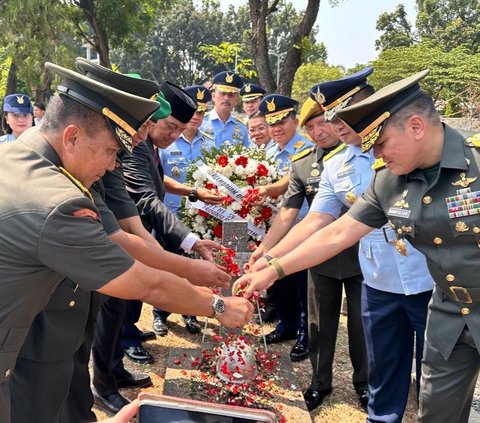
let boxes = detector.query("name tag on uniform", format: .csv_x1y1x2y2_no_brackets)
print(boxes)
307,177,321,185
170,151,182,155
387,207,411,218
336,167,354,179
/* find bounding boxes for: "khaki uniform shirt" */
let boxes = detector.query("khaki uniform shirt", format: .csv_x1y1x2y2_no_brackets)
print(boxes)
283,146,361,278
0,128,134,421
349,125,480,359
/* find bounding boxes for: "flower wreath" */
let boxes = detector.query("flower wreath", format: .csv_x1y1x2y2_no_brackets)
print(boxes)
179,143,283,243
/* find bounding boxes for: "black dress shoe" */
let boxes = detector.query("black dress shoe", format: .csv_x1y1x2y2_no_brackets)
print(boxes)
356,388,369,412
139,330,156,342
93,390,130,415
290,343,309,362
116,370,152,389
124,345,153,364
183,316,201,334
265,329,296,345
303,388,333,411
153,316,168,336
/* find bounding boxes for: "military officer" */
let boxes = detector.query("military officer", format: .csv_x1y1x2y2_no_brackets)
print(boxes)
0,62,252,423
235,70,476,422
246,69,434,420
0,94,33,143
252,94,368,407
200,71,250,148
255,93,313,358
240,83,266,116
162,85,217,215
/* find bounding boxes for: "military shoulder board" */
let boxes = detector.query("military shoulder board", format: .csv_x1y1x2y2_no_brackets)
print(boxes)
372,158,387,170
465,134,480,148
323,143,347,161
200,130,214,140
291,147,313,162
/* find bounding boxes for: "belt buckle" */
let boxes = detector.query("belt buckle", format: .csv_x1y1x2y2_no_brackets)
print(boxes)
449,286,473,304
382,227,396,243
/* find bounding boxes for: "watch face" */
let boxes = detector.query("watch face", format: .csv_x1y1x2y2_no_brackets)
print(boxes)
214,298,225,315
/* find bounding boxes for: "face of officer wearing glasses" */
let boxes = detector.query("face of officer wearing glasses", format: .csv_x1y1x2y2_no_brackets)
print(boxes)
247,113,271,147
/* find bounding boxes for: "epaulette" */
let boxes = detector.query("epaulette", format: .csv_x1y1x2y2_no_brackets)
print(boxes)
372,158,386,170
323,143,347,161
466,134,480,148
200,130,214,140
232,113,247,126
59,166,94,202
291,147,313,162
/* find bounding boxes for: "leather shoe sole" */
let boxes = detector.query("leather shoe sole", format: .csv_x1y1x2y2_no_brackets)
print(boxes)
290,343,309,362
303,388,333,411
93,390,130,415
116,371,152,389
153,318,168,336
265,329,296,345
124,345,153,364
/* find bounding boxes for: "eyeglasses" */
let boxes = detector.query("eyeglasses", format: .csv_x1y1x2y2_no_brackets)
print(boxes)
248,125,267,134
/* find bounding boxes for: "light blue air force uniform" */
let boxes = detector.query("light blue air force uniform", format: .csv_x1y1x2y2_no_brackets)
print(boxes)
267,132,313,220
200,108,250,148
161,131,215,215
310,143,433,422
311,144,433,294
0,133,16,144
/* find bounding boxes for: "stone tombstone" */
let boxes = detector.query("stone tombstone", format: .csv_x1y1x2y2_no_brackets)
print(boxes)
222,220,250,252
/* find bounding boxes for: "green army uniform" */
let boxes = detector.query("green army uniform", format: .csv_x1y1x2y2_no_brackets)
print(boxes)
350,126,480,422
0,132,134,422
338,70,480,422
284,146,367,392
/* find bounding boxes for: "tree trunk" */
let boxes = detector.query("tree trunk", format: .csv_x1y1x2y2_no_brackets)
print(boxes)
248,0,321,96
6,61,17,95
279,0,320,96
248,0,276,93
78,0,111,68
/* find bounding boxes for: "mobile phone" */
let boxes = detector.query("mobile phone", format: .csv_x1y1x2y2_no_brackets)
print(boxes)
137,393,276,423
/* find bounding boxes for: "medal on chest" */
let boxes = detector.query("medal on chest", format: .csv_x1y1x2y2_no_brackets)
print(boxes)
171,166,181,178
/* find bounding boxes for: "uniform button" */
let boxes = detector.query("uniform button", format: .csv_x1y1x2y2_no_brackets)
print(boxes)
434,237,443,245
69,300,75,307
473,226,480,234
461,308,471,315
5,369,10,378
446,274,455,282
423,196,432,204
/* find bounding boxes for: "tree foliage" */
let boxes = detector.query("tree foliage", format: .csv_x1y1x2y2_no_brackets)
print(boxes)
370,42,480,115
292,62,343,104
375,4,414,51
416,0,480,54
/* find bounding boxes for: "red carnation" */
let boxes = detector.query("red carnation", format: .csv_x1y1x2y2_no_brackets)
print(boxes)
205,182,216,190
260,206,272,220
235,156,248,168
237,206,250,218
198,210,209,218
217,155,229,167
247,175,257,186
213,223,223,239
257,164,268,177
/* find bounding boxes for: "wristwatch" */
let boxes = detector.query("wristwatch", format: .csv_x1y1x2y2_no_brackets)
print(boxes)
211,294,226,317
188,189,198,202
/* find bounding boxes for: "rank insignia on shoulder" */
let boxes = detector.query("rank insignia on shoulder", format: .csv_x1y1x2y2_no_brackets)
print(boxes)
323,143,347,161
73,208,99,221
372,158,386,170
294,141,305,149
466,134,480,148
290,147,313,162
200,130,214,140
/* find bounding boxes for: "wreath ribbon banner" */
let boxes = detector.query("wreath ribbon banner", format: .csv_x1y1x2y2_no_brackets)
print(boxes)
187,200,266,239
